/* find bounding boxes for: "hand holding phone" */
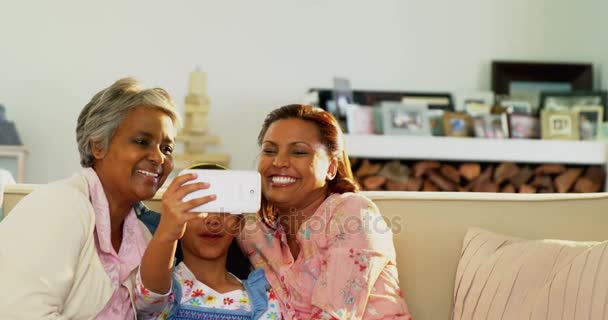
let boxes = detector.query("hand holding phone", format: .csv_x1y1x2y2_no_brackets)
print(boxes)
180,169,261,214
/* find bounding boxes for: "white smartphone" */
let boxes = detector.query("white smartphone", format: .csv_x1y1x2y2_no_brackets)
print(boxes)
180,169,261,214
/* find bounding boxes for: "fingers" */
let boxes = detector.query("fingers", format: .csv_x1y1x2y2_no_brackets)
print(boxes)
165,172,199,194
181,194,217,214
172,181,211,201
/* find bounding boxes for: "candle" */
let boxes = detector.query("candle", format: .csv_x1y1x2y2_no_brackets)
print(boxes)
188,67,207,97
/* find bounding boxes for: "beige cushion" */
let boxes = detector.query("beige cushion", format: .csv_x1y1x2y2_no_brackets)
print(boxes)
453,227,608,320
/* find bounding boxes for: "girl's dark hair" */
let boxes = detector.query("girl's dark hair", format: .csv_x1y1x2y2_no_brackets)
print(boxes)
257,104,360,227
175,163,253,280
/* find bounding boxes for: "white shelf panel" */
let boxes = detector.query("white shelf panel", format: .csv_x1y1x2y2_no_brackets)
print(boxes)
344,134,606,165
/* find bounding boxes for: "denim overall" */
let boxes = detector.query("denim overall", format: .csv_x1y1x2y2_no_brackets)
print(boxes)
166,264,269,320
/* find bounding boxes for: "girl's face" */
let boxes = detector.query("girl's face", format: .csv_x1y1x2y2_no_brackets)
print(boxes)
180,213,242,261
258,118,337,211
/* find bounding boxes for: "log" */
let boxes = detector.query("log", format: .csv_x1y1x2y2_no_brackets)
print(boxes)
414,161,441,178
459,163,481,181
574,177,602,193
474,181,499,193
535,164,566,175
440,164,461,184
494,162,520,185
405,177,423,191
362,175,386,190
355,159,382,178
583,166,605,186
385,179,409,191
501,184,516,193
379,160,410,183
422,179,440,191
466,165,493,191
508,166,534,187
427,170,457,191
538,187,555,193
519,184,537,193
554,168,583,193
530,175,553,190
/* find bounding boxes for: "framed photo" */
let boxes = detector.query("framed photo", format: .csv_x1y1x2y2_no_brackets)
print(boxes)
598,122,608,141
465,102,492,116
573,105,603,140
540,91,608,120
332,77,353,117
453,91,495,112
501,100,533,114
507,114,540,139
345,105,376,135
427,109,444,136
541,110,579,140
472,114,509,139
400,92,454,112
492,61,593,110
443,112,471,137
311,88,454,115
380,102,430,136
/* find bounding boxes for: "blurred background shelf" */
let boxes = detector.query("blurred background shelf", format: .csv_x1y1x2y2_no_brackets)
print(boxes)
344,134,606,165
0,145,27,183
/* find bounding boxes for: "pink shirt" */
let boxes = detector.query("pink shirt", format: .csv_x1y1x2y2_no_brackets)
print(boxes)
239,193,412,320
83,168,148,319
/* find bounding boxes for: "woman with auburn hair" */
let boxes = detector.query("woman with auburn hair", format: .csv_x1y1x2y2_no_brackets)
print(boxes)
239,104,412,319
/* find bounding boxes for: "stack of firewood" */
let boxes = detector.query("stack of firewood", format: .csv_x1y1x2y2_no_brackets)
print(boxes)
351,158,605,193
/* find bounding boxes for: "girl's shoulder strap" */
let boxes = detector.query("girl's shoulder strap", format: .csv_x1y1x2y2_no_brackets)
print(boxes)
242,268,270,320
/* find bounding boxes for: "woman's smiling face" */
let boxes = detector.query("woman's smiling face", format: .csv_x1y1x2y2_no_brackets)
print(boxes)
92,106,175,204
257,118,336,211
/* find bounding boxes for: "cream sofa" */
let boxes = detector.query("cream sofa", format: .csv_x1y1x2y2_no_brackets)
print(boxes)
3,185,608,319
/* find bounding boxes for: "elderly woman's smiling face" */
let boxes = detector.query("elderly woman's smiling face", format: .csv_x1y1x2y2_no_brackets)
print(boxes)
92,106,176,204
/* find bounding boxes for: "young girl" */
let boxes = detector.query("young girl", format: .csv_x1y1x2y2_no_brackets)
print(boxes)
135,164,282,320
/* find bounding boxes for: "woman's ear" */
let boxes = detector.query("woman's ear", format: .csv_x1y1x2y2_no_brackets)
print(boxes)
90,141,106,160
326,157,338,181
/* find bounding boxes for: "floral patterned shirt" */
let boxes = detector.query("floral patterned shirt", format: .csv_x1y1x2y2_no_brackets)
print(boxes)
239,193,412,320
134,262,283,320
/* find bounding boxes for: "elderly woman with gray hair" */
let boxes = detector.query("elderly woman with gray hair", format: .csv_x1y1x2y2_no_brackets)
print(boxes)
0,78,211,319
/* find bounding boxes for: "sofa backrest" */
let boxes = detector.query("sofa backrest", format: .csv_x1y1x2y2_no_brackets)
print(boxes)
3,186,608,319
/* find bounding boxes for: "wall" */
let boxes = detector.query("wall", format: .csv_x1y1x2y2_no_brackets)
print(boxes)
0,0,603,183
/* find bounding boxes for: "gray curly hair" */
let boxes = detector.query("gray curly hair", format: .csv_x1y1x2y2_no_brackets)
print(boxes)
76,77,181,167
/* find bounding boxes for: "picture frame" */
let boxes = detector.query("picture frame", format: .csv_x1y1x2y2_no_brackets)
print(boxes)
539,90,608,121
465,102,492,116
472,114,509,139
443,112,472,137
345,104,376,135
380,102,431,136
310,88,454,114
427,109,444,136
400,92,454,112
331,77,354,130
507,113,540,139
453,91,495,113
598,122,608,141
501,100,533,114
492,61,593,110
541,109,579,140
573,105,603,140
